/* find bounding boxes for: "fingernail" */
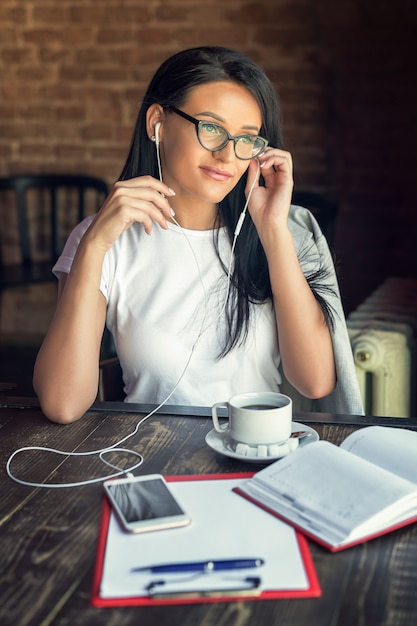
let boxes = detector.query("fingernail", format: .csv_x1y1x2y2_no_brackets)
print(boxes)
168,187,176,196
170,207,175,216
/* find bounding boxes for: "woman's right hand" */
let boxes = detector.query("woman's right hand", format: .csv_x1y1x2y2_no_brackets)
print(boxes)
84,176,176,253
33,176,175,423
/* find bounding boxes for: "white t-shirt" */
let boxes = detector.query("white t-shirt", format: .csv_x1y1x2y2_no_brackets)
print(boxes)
54,217,281,405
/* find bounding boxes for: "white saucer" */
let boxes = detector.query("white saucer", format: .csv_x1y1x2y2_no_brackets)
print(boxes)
205,421,319,464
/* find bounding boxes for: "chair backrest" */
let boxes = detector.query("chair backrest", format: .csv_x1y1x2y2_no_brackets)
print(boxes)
0,174,108,266
292,191,338,246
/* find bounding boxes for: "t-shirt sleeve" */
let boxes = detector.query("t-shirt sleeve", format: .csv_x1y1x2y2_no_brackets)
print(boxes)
52,214,109,300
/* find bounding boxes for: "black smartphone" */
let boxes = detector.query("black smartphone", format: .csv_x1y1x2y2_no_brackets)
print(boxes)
103,474,191,534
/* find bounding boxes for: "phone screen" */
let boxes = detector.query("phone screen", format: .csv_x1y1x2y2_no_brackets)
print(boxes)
104,474,191,533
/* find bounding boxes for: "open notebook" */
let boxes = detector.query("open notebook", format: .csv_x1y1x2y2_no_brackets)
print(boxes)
235,427,417,551
91,473,320,606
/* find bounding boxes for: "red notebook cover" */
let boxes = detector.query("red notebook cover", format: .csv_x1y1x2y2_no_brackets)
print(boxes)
91,473,321,606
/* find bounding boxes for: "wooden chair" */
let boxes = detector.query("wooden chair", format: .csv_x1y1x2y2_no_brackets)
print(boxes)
98,356,125,401
0,174,108,292
0,174,109,390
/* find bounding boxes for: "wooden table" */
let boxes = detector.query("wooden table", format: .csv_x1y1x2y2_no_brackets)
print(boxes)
1,398,417,626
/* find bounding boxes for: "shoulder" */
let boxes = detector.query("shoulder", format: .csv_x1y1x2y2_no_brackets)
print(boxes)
63,214,97,252
288,204,323,242
53,215,96,276
287,204,336,276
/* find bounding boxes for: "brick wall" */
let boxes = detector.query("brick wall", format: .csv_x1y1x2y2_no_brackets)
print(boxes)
0,0,416,337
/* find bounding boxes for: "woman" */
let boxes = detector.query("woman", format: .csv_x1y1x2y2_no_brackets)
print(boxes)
33,46,363,423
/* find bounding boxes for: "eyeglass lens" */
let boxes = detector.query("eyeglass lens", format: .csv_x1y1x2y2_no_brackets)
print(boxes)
197,122,266,159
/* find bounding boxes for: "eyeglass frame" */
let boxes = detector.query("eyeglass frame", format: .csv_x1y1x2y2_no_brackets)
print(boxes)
163,105,268,160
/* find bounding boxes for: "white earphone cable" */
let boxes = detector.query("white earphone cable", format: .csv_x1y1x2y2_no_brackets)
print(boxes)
6,141,260,489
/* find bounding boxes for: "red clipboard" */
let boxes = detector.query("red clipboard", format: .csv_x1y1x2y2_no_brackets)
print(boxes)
91,473,321,606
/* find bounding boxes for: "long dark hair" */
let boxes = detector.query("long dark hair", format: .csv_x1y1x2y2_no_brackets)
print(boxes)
119,47,298,355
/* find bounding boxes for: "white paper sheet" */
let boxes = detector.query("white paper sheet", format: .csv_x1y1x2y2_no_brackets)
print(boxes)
99,478,310,598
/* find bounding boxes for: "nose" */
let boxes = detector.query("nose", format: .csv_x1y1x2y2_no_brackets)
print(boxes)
213,139,235,162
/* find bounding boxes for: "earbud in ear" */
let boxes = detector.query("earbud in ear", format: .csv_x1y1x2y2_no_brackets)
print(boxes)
154,122,161,146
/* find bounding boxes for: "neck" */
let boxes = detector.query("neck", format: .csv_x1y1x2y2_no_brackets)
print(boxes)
169,202,220,231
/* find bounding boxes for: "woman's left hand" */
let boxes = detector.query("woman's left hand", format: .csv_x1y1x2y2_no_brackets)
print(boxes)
245,147,294,241
244,148,336,399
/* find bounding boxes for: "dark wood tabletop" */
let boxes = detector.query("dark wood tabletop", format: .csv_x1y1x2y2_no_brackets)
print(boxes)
1,398,417,626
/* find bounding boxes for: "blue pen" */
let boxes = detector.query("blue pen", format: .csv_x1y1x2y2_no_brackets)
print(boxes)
132,558,264,574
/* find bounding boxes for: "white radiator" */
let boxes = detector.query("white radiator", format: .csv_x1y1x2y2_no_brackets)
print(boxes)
347,277,417,417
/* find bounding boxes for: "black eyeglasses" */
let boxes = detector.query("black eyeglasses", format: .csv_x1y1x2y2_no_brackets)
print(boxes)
165,105,268,160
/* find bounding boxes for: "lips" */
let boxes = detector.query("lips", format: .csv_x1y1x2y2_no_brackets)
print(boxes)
199,166,233,182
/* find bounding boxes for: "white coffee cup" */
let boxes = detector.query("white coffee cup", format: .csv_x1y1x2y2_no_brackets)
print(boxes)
211,392,292,445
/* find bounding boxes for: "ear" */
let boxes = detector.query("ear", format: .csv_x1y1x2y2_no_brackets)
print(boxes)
146,104,164,142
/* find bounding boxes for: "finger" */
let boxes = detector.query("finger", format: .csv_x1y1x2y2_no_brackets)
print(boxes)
114,175,175,194
110,184,175,221
258,149,293,174
244,158,262,195
116,197,174,232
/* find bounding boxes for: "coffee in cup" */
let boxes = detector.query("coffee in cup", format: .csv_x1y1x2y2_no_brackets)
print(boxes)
211,391,292,445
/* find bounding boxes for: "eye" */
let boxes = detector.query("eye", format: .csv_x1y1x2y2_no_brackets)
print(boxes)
238,135,257,145
200,122,226,138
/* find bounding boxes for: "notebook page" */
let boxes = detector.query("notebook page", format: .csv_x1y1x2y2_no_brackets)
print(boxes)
341,426,417,484
251,441,417,539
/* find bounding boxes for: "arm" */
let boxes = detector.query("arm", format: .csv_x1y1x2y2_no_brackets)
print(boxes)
246,152,336,399
33,177,176,423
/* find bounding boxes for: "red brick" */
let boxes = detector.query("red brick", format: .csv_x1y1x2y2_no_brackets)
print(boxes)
83,87,122,106
90,145,127,161
1,47,35,64
173,27,250,47
18,105,56,121
86,106,123,123
56,145,87,159
1,82,40,101
0,105,16,120
59,65,90,81
0,6,27,23
15,66,55,81
155,5,199,22
68,6,150,24
0,28,19,44
91,68,131,83
20,143,56,157
81,125,114,141
60,27,96,44
0,144,13,158
56,106,86,121
22,28,60,44
97,28,139,44
39,47,70,63
33,6,67,23
75,48,111,64
41,85,76,101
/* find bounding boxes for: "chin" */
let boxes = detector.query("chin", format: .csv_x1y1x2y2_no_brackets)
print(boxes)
197,183,236,205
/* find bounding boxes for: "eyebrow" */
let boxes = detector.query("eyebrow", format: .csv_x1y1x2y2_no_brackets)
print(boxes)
196,110,260,133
